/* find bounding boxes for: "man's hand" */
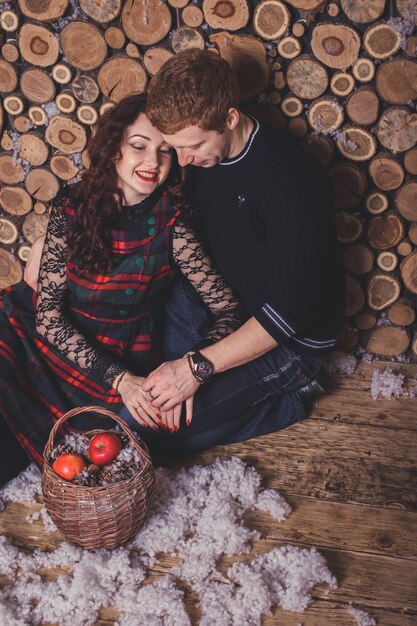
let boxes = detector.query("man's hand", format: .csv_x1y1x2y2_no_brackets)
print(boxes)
143,358,200,424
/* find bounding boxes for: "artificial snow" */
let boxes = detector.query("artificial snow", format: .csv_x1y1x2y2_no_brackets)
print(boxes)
0,457,337,625
0,463,42,504
370,367,417,399
388,12,414,49
42,102,61,121
309,115,358,151
26,506,58,532
348,605,377,626
324,351,358,375
8,131,32,180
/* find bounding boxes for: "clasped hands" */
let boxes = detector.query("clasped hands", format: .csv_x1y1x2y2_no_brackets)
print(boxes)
118,357,200,433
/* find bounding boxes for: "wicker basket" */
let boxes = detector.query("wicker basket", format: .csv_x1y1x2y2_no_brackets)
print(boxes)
42,406,155,551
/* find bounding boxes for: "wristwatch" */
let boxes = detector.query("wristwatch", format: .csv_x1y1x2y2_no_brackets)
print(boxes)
186,350,214,384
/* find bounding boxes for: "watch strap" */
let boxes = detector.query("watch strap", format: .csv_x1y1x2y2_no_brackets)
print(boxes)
186,352,204,383
185,350,214,383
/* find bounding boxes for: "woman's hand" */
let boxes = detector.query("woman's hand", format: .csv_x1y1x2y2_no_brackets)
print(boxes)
159,394,195,430
117,372,162,430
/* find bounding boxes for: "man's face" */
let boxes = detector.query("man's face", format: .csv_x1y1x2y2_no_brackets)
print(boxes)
161,124,232,168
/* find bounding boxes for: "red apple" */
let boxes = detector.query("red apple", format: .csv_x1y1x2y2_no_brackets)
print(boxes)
52,453,87,481
88,432,122,466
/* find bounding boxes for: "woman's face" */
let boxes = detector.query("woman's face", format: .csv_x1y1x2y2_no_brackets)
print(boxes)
116,113,173,206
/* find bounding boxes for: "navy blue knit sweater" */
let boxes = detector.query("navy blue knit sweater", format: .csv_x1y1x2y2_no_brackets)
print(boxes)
190,119,345,357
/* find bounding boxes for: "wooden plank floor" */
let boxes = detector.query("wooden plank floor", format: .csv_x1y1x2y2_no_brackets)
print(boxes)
1,361,416,625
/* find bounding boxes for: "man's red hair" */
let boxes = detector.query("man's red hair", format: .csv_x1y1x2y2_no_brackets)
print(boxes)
146,49,240,134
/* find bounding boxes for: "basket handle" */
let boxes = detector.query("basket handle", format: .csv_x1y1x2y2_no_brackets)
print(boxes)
44,405,152,466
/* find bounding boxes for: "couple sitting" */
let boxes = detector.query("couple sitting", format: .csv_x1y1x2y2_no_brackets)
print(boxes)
0,50,344,486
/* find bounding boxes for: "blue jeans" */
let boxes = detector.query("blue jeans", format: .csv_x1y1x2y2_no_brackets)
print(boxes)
120,277,324,464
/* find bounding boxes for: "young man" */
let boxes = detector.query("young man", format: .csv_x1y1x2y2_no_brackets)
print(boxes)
134,49,345,449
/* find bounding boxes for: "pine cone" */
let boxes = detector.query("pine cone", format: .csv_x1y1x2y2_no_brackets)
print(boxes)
87,464,100,475
99,469,114,483
73,469,99,487
111,466,137,483
48,442,73,464
118,432,130,446
113,459,137,473
100,463,136,484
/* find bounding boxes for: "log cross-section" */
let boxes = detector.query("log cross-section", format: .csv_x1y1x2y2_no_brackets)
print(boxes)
203,0,250,31
376,59,417,105
17,0,69,21
98,56,148,102
340,0,385,23
368,214,405,250
253,0,290,40
210,33,270,100
376,107,417,154
368,155,405,191
395,183,417,222
286,56,328,99
79,0,122,22
366,326,410,356
363,23,401,59
121,0,172,46
0,248,23,289
401,252,417,295
45,115,87,154
346,87,379,126
19,23,59,67
60,22,107,71
311,23,361,69
368,273,401,310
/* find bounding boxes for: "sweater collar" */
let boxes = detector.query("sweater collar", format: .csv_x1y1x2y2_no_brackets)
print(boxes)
220,116,259,166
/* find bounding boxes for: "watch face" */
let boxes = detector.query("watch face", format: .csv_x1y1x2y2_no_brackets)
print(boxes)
196,360,213,379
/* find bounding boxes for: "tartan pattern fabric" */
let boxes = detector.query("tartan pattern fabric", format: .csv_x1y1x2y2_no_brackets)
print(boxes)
0,189,180,466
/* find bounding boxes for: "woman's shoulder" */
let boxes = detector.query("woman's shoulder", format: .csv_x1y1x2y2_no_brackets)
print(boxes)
54,182,83,216
157,189,185,221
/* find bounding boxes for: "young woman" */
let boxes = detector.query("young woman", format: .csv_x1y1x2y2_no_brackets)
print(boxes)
0,94,241,486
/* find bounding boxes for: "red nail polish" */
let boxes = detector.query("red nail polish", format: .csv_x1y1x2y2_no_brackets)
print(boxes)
186,419,191,426
174,425,179,432
156,413,162,419
169,427,174,433
151,424,159,431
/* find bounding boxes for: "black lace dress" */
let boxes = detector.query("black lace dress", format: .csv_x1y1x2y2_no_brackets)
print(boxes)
0,185,241,466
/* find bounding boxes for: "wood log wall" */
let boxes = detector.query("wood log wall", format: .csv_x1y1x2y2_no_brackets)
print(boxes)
0,0,416,359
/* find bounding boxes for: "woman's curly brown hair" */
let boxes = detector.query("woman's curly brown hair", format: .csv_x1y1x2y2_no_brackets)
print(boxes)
68,93,188,273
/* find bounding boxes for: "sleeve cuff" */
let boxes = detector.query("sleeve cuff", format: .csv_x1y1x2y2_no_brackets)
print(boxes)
255,303,298,345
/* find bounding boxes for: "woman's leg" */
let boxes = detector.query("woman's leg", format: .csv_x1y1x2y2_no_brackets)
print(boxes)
0,414,31,488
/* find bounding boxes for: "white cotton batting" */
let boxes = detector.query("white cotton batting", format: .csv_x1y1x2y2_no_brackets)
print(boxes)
348,605,377,626
26,506,57,532
0,457,336,625
370,367,417,399
324,351,358,375
255,488,292,519
0,463,42,503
